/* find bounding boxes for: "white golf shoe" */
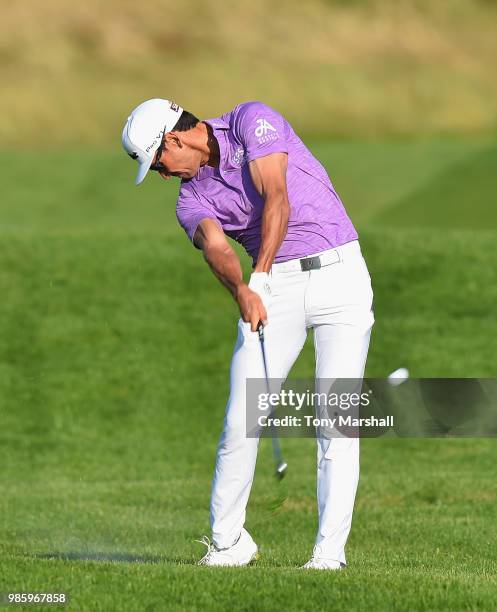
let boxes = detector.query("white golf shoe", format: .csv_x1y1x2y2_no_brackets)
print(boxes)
301,545,344,570
196,528,258,567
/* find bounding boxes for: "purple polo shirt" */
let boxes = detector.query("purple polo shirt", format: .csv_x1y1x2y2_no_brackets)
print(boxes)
176,101,358,264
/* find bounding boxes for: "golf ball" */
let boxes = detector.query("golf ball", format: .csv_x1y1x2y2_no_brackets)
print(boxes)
387,367,410,386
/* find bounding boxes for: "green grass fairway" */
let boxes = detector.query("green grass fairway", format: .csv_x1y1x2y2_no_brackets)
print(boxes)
373,141,497,230
1,139,497,610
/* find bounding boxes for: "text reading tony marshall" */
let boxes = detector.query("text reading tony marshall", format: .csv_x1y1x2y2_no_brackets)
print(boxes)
245,378,497,438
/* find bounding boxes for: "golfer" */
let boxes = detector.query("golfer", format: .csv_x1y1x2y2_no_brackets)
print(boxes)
122,99,374,570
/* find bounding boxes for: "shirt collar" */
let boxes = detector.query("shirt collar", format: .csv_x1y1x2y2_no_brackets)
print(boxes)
194,118,229,181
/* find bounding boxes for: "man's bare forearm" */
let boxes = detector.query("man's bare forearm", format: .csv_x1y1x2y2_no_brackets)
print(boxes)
202,240,245,299
202,239,268,330
254,191,290,273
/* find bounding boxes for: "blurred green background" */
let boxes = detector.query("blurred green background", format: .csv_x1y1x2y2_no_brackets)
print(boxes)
1,1,497,610
2,0,497,145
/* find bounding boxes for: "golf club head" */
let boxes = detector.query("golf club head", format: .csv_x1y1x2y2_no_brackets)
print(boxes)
276,461,288,480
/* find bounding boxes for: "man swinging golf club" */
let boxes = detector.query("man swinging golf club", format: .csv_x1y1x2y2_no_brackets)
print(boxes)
122,98,374,569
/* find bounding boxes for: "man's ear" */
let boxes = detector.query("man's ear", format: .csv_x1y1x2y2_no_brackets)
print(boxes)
166,132,183,148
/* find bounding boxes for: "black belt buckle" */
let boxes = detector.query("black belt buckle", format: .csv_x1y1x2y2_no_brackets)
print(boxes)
300,255,321,271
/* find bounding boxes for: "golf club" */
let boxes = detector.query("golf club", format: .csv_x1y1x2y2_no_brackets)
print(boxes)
258,324,288,480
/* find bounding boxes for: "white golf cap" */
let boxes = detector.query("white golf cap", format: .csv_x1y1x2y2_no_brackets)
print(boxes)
122,98,184,185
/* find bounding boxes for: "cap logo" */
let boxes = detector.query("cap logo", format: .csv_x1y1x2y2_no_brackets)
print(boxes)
128,152,138,160
170,102,180,112
145,131,163,153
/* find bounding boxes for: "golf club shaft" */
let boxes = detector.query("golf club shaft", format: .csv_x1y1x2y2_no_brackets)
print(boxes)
258,325,285,469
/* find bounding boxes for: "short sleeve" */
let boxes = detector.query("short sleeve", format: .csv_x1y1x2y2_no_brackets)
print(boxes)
176,191,220,246
234,101,288,162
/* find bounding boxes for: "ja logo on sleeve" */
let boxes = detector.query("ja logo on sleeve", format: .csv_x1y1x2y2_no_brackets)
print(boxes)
254,118,277,137
254,118,279,144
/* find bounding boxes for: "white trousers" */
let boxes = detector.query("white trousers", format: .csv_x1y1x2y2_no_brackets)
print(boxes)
210,240,374,564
